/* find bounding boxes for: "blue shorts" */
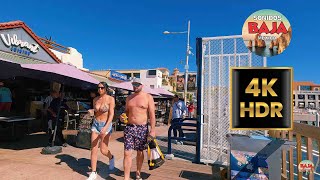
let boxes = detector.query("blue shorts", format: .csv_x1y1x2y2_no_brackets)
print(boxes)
91,119,112,134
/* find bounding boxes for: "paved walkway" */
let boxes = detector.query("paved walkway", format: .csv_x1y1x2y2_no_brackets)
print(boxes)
0,125,220,180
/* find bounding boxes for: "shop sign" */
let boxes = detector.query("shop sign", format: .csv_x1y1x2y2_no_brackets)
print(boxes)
0,33,40,55
110,70,127,81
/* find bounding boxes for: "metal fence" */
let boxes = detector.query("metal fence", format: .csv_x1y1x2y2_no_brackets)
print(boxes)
196,35,267,165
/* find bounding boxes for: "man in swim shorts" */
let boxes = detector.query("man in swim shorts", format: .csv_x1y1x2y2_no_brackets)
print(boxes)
120,78,156,180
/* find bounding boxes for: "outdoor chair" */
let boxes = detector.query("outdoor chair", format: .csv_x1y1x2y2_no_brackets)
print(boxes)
65,110,77,130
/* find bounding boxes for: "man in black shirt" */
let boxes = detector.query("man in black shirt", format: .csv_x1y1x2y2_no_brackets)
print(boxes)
47,92,69,146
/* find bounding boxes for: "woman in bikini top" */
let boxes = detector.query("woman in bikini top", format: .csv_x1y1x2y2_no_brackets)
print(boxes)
87,82,116,180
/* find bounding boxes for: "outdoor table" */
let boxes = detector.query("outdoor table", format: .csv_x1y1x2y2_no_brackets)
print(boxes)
0,116,35,140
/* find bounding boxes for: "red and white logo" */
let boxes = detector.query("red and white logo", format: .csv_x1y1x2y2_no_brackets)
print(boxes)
298,160,315,175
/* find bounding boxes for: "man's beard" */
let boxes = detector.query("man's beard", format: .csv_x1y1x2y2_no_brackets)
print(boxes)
134,88,142,93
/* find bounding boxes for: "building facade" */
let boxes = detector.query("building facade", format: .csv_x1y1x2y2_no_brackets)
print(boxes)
92,69,163,89
293,81,320,109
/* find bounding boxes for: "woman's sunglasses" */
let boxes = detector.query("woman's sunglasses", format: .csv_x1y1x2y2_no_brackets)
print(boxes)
98,86,105,90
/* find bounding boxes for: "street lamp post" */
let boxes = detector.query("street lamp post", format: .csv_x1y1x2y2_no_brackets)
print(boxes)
164,20,191,103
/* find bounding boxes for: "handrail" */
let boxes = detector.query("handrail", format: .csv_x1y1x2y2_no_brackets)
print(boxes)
167,118,198,155
269,122,320,180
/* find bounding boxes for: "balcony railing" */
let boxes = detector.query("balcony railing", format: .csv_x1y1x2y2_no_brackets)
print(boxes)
39,37,70,54
269,122,320,180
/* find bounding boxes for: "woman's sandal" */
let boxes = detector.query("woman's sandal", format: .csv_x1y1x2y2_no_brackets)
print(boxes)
136,175,143,180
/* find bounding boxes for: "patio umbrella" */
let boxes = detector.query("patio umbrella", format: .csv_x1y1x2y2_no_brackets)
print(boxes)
109,81,160,96
154,88,174,97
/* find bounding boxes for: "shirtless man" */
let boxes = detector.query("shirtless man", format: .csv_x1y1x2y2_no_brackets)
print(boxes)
120,78,156,180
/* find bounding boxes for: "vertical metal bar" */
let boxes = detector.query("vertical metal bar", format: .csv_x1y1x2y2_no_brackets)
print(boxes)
218,39,223,161
263,56,267,67
200,43,205,161
249,52,252,67
207,40,212,160
195,38,203,163
234,38,236,66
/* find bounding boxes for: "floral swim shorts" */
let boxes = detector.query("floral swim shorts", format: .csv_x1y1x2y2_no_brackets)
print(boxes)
124,124,148,151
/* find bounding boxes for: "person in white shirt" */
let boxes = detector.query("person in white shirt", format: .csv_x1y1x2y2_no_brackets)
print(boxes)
171,95,188,140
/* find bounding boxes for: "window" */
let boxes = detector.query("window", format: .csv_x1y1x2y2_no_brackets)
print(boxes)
150,85,155,89
308,95,315,100
298,94,305,99
314,87,320,91
299,86,311,90
133,73,140,78
308,102,315,109
148,70,157,76
298,102,305,108
293,94,295,99
123,73,132,78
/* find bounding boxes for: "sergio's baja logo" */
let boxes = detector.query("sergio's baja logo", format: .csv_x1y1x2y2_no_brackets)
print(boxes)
298,160,315,175
242,9,292,57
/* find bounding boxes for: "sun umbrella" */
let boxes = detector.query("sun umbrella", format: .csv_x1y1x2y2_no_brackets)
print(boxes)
154,88,174,97
110,81,160,96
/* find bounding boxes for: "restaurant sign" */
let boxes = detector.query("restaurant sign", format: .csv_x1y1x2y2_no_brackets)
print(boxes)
1,33,40,56
110,70,127,81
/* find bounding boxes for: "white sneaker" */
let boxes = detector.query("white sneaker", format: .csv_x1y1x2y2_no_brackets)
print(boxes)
87,171,97,180
109,156,115,171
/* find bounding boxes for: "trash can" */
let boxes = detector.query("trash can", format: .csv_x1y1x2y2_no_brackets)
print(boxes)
226,134,296,180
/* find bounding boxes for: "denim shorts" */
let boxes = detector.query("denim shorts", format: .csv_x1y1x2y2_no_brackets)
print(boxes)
91,119,112,134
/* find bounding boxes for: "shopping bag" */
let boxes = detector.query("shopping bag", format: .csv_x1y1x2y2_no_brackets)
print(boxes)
147,135,165,170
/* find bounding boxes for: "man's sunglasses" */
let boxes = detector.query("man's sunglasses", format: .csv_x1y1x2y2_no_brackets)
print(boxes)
132,83,141,87
98,87,105,90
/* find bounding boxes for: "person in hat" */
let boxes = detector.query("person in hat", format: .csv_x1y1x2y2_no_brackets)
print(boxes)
87,82,115,180
0,81,12,112
120,78,156,180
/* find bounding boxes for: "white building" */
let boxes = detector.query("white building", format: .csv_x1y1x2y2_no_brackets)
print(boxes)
116,69,163,89
40,38,87,71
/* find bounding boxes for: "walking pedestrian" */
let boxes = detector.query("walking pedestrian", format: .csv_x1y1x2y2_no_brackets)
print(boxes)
119,78,156,180
87,82,115,180
171,94,187,144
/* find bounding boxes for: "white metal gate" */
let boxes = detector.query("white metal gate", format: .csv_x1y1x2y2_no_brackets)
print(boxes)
196,35,267,165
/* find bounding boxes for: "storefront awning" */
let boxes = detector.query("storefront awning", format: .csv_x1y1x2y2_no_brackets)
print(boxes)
20,63,99,89
87,72,117,86
0,60,99,90
153,88,174,97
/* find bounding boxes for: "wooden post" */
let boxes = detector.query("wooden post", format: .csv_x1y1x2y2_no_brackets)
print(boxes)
281,131,287,179
288,131,294,180
306,137,314,180
296,134,303,180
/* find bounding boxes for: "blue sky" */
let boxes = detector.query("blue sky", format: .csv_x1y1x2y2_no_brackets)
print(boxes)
0,0,318,82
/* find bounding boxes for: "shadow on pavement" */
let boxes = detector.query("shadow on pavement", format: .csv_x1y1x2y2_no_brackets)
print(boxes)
180,170,214,180
110,170,151,180
116,136,124,143
0,132,48,150
55,154,123,179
